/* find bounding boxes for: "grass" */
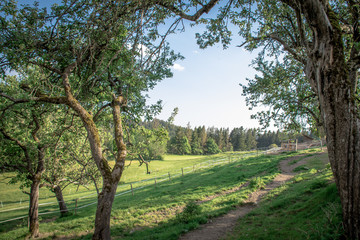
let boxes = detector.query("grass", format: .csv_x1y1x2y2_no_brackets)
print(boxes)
226,151,343,240
0,151,258,233
0,148,340,240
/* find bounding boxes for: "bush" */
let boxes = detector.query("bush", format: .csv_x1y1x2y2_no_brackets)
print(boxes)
176,201,202,223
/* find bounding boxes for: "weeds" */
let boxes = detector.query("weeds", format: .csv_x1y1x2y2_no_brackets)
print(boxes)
249,177,266,190
176,201,202,223
302,202,343,240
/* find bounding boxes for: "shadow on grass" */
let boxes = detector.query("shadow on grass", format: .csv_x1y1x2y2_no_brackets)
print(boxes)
1,151,303,239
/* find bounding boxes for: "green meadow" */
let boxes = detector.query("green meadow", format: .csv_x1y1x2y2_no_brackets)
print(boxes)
0,148,341,240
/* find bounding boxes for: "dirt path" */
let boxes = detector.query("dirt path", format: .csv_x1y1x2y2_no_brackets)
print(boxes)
178,153,321,240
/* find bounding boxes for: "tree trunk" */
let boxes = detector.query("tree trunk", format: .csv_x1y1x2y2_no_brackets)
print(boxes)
92,95,127,239
62,65,126,240
289,1,360,238
319,73,360,239
28,178,41,238
53,186,68,217
92,180,118,240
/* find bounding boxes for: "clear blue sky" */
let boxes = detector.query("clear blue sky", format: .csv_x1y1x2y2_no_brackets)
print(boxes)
147,21,266,130
18,0,272,131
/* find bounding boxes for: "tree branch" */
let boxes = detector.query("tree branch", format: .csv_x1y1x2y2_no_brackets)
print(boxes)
158,0,220,21
268,33,306,64
93,103,112,122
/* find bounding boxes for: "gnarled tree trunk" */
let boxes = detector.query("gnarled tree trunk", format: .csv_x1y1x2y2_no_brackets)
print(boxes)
28,177,41,238
92,180,119,240
316,60,360,239
53,186,68,217
62,69,127,239
297,1,360,238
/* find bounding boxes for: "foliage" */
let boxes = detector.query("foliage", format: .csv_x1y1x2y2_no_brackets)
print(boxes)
144,119,302,155
168,128,192,155
128,126,169,160
176,201,202,223
0,0,186,237
205,138,221,154
193,0,358,134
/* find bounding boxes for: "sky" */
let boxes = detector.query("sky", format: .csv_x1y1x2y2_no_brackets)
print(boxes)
17,0,273,131
146,22,266,130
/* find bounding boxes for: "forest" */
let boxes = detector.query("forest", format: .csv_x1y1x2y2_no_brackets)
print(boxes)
141,118,305,158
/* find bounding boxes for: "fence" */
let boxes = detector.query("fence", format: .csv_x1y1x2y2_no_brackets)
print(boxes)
0,148,277,225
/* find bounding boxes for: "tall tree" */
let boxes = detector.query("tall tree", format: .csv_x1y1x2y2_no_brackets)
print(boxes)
198,126,208,149
205,137,221,154
0,1,172,239
0,1,222,238
169,128,192,155
186,0,360,237
245,128,257,150
191,129,204,154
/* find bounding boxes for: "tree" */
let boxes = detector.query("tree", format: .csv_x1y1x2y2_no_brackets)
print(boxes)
0,1,183,239
0,79,72,237
129,126,169,160
205,138,221,154
230,127,247,151
222,128,233,151
241,57,322,132
191,129,204,154
188,0,360,238
198,126,208,149
245,129,257,150
0,1,222,238
169,128,192,155
0,103,48,238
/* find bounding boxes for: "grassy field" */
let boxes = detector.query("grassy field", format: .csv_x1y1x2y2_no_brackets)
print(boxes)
0,148,341,240
226,152,343,240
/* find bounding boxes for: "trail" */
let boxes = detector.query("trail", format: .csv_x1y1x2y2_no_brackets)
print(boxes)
178,153,322,240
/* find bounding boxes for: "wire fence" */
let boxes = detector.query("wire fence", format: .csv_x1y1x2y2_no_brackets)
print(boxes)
0,148,279,225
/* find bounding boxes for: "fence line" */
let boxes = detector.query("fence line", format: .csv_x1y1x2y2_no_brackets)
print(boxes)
0,149,275,224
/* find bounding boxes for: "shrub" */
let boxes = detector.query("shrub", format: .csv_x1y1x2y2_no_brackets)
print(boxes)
176,201,202,223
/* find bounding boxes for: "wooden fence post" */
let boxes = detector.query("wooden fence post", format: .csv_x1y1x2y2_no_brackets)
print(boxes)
181,168,184,177
74,199,78,215
130,183,134,196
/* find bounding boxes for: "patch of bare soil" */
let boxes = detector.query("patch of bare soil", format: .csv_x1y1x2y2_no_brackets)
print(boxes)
178,152,327,240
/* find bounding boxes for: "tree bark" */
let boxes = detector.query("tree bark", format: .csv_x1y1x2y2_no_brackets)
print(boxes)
92,180,118,240
53,186,68,217
28,177,41,238
317,61,360,240
292,1,360,238
62,69,127,239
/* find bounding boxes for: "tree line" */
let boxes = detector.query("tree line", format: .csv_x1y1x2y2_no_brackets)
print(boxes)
141,119,302,157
